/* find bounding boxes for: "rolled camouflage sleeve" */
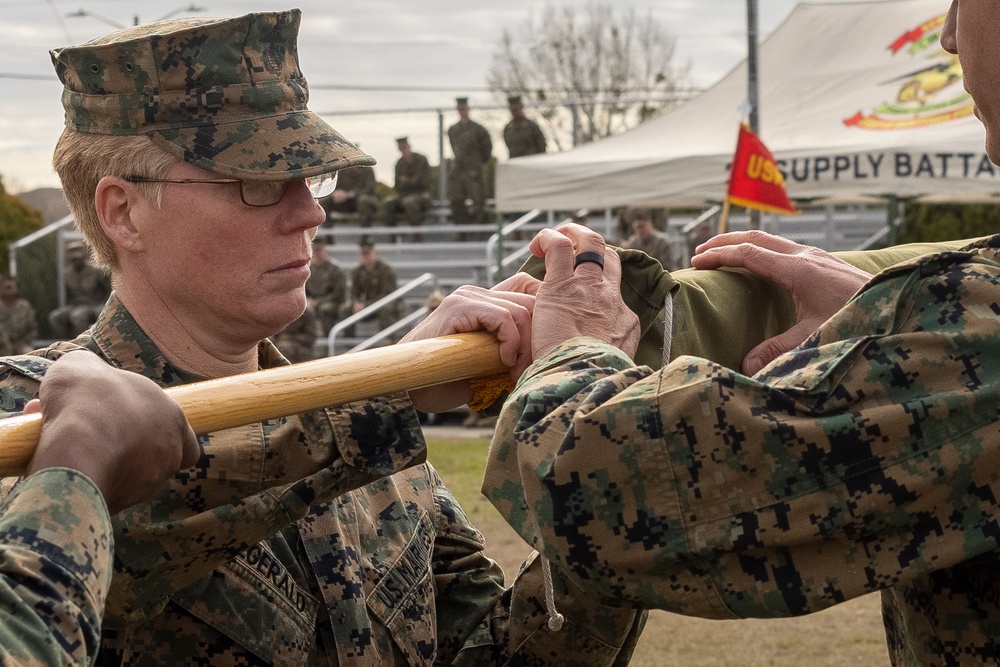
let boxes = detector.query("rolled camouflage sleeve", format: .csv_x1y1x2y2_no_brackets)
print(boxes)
0,333,427,628
429,465,645,666
485,251,1000,620
0,468,113,666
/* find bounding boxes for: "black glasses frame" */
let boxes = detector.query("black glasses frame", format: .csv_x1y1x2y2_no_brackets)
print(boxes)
122,176,290,208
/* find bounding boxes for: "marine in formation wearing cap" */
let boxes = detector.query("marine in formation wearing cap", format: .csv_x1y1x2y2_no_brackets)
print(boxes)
502,95,546,159
383,136,432,240
346,237,400,331
446,97,493,225
305,236,347,335
320,163,379,226
0,10,644,665
0,276,37,354
47,241,111,339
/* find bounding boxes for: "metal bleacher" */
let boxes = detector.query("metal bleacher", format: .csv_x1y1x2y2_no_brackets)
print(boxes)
315,203,893,355
316,212,553,355
15,203,893,357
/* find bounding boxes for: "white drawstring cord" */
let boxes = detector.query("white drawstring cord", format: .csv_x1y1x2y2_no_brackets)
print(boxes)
662,293,674,366
540,294,673,634
541,558,565,631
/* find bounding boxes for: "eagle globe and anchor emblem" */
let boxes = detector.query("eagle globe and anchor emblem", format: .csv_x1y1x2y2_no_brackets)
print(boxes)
843,13,972,130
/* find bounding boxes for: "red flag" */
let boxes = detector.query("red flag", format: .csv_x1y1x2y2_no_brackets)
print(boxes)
725,124,799,215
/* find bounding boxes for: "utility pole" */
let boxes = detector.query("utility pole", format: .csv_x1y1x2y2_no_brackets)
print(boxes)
746,0,761,230
437,109,449,222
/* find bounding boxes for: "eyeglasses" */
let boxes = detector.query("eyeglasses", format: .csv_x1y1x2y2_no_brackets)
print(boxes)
122,172,339,208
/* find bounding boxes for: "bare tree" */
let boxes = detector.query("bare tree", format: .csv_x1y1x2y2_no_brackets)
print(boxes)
488,4,692,150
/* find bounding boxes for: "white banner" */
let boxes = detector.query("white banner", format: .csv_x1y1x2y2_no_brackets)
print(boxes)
496,0,996,211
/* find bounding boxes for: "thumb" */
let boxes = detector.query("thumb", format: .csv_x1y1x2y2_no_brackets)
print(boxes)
742,324,811,376
180,427,201,470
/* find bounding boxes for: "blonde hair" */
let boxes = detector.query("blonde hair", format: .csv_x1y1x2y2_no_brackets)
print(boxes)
52,129,177,270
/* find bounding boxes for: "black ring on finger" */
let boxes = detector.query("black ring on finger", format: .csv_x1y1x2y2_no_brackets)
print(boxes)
573,251,605,270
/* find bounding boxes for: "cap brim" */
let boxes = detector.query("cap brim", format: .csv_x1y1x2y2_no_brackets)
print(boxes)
147,110,374,181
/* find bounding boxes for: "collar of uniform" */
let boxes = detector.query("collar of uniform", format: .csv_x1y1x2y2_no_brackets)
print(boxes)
860,234,1000,289
87,293,290,387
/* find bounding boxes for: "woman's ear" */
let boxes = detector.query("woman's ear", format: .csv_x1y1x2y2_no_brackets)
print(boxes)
94,176,144,254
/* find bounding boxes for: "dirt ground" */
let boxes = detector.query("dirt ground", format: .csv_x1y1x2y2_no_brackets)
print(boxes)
427,436,892,667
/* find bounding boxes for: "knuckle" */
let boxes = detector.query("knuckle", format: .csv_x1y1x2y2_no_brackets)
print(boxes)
738,243,765,262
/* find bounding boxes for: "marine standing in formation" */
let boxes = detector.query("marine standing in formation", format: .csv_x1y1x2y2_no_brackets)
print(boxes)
447,97,492,227
623,207,674,271
502,95,546,158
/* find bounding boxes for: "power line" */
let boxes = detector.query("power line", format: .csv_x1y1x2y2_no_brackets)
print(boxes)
0,72,53,81
315,95,702,116
311,83,494,93
0,0,137,6
46,0,73,42
312,83,704,94
0,72,704,99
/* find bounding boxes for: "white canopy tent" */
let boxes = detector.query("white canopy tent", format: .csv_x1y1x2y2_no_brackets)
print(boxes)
495,0,1000,212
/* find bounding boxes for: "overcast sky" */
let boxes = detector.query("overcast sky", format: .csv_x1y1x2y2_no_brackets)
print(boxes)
0,0,875,192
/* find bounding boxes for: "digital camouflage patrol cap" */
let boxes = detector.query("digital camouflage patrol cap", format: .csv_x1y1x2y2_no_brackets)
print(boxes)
50,9,374,181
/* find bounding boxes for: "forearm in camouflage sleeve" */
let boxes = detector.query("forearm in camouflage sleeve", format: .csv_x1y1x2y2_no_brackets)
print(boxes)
429,468,645,666
486,255,1000,619
105,391,426,625
0,469,113,666
0,303,429,629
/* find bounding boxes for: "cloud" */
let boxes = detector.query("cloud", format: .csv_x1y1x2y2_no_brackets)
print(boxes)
0,0,864,192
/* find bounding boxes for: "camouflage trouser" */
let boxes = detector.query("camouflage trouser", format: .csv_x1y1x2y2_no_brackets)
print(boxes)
325,193,380,226
383,193,431,241
48,305,102,339
383,193,431,227
314,299,342,334
448,166,487,224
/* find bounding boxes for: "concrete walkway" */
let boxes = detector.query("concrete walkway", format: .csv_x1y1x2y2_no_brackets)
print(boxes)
421,424,495,440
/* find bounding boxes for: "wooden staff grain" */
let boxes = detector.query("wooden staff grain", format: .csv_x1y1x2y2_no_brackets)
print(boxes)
0,331,504,477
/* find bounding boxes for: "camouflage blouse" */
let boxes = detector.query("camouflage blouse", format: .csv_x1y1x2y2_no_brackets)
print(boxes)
0,295,643,666
0,469,113,665
487,236,1000,666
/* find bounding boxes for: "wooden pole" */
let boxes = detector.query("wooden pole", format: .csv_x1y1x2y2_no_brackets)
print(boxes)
0,331,505,477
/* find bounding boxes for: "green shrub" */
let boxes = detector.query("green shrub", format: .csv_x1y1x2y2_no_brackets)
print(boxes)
0,179,44,275
900,203,1000,243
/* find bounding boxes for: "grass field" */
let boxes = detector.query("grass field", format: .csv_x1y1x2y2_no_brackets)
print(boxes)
427,436,892,667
